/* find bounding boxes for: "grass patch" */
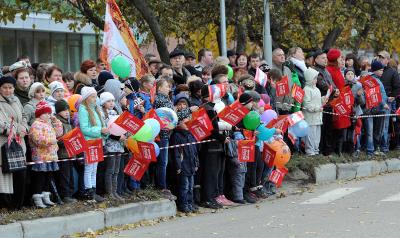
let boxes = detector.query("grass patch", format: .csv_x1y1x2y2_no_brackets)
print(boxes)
0,188,163,225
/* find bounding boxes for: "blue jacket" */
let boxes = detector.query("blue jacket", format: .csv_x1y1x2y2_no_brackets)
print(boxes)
137,91,152,118
171,129,199,176
78,104,105,141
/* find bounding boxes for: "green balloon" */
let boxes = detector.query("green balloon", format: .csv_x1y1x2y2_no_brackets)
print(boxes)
227,65,234,80
243,111,261,130
111,55,131,78
133,124,153,142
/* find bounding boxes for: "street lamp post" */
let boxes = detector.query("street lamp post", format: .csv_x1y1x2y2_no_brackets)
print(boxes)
263,0,272,65
220,0,227,57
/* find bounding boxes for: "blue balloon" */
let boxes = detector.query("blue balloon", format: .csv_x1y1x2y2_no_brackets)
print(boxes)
256,124,275,141
227,93,235,104
151,142,160,157
290,120,309,137
145,119,160,139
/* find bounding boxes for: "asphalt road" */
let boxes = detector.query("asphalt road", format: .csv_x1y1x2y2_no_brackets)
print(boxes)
100,172,400,238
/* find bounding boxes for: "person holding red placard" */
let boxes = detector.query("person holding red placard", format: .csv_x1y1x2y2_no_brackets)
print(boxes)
78,87,108,202
199,85,231,209
362,61,389,158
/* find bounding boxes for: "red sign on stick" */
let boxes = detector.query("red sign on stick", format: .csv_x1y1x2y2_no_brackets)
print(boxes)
186,119,212,142
237,140,255,162
137,141,157,162
340,86,354,108
331,97,351,115
85,139,104,164
365,86,382,109
276,75,290,97
267,115,289,133
61,128,88,157
114,111,144,134
269,167,289,187
124,155,150,181
291,84,304,103
218,101,249,126
192,108,213,131
263,142,276,168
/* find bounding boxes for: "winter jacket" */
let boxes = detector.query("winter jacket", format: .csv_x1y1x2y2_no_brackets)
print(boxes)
326,65,345,90
0,94,28,194
24,98,41,126
173,67,191,85
136,90,152,118
56,114,73,159
29,118,63,162
289,58,307,88
313,64,337,97
202,102,227,152
103,109,125,153
303,80,323,126
189,94,202,107
272,62,294,112
45,95,58,114
171,129,199,176
346,80,365,117
154,93,174,139
104,79,123,114
380,66,400,97
14,86,30,106
78,103,105,141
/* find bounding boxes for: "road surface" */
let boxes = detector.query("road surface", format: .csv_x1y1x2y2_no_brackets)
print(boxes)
100,172,400,238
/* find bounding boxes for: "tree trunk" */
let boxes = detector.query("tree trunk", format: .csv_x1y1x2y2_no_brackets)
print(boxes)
322,27,343,50
130,0,169,63
236,22,246,53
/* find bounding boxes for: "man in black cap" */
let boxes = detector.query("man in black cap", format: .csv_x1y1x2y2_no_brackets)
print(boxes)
148,57,162,78
185,51,202,77
170,48,191,85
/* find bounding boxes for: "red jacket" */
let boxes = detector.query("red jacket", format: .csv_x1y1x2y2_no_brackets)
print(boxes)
327,65,351,129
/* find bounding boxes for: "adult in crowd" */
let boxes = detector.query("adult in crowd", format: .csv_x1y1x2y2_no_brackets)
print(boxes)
0,76,29,210
195,48,214,73
80,60,98,87
13,67,33,106
227,50,237,67
272,48,293,114
247,53,267,94
287,47,307,88
159,64,174,79
377,51,400,152
148,57,162,78
170,48,191,85
312,49,338,156
345,53,361,76
235,53,248,70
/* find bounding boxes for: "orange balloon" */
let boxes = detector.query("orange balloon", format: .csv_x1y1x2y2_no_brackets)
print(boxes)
266,138,291,168
68,94,82,113
126,136,139,154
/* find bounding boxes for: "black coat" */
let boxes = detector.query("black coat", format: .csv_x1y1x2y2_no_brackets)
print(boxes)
380,66,400,97
171,129,199,176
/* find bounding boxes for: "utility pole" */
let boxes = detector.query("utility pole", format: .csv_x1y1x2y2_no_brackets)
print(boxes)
220,0,227,57
263,0,272,65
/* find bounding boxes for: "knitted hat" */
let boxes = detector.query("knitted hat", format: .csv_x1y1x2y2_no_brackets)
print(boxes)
201,84,209,98
239,93,253,105
49,81,64,96
9,61,28,72
344,67,356,76
28,82,46,99
55,99,69,114
313,49,327,58
80,86,97,101
0,76,16,87
100,92,115,106
327,48,341,62
35,101,52,118
97,70,114,87
174,92,190,106
371,61,384,72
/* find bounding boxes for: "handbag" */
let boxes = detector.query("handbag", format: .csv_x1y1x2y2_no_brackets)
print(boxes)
1,117,26,173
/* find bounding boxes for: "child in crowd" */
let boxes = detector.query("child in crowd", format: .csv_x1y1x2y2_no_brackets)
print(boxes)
78,86,108,202
154,79,176,200
136,75,155,118
303,68,324,156
62,72,76,95
171,93,199,213
54,100,77,204
46,81,66,113
24,82,47,126
29,102,63,208
100,92,126,201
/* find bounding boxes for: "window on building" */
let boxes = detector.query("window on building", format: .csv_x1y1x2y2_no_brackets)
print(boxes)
17,31,34,61
0,30,17,66
52,33,68,71
35,32,51,63
82,34,97,61
68,34,82,72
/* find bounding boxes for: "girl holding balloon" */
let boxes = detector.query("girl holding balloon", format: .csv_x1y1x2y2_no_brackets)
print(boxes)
100,92,126,201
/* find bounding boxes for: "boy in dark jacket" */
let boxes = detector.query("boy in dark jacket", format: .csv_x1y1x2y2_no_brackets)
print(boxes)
55,100,77,204
171,94,199,213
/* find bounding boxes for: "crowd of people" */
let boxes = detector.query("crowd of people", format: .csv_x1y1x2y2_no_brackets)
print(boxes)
0,45,399,213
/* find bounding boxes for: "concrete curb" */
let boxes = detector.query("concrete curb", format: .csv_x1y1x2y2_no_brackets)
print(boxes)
313,158,400,184
1,199,176,238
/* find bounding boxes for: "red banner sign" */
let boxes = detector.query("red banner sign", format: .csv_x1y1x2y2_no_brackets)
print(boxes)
262,142,276,168
291,84,304,103
267,115,289,133
85,139,104,164
331,97,351,115
185,119,212,142
365,85,382,109
124,155,150,181
269,167,288,187
237,140,255,162
192,108,213,131
114,111,144,134
61,128,88,157
218,101,249,126
276,75,290,97
137,141,157,162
